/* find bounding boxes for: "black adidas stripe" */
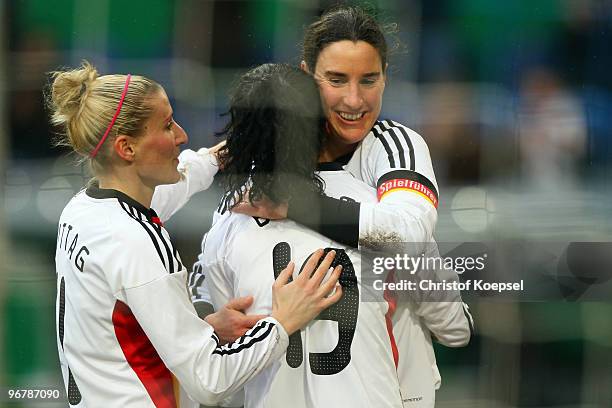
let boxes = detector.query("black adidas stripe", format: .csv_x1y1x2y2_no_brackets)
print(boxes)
212,321,275,356
378,120,406,168
371,123,396,168
173,246,184,272
189,265,202,286
119,201,167,271
386,120,415,171
146,218,176,274
121,200,185,274
190,273,205,298
58,277,83,404
377,120,416,171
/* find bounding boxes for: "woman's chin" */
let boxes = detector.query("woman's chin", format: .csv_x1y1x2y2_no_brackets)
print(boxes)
330,118,372,144
157,172,182,186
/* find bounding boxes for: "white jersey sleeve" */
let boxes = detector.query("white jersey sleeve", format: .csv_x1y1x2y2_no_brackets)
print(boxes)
189,235,215,315
151,147,219,222
396,241,472,347
189,260,215,318
113,218,288,406
189,237,247,407
390,241,472,405
193,213,241,312
189,227,234,321
56,188,288,407
347,120,439,251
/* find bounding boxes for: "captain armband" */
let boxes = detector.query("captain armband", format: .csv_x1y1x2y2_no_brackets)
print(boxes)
376,170,439,208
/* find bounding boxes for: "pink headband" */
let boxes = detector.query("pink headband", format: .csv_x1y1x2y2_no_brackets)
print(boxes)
90,74,132,158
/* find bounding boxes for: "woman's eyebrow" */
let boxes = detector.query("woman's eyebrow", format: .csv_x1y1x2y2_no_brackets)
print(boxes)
323,70,347,77
322,71,381,78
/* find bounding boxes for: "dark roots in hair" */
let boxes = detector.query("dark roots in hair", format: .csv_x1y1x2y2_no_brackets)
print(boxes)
302,4,396,72
218,63,326,213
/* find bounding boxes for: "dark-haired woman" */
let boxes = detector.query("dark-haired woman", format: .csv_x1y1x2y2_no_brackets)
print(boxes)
202,62,411,408
302,7,475,407
229,6,473,407
193,59,471,408
234,6,438,255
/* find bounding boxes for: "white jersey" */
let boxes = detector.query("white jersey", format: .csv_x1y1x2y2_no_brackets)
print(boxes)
195,168,471,408
347,120,439,254
198,170,403,408
341,120,472,406
178,123,472,407
55,149,289,407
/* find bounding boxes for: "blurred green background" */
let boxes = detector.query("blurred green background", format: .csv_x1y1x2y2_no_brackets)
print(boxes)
1,0,611,407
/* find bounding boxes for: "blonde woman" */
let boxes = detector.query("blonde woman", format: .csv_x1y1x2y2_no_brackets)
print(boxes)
48,61,342,407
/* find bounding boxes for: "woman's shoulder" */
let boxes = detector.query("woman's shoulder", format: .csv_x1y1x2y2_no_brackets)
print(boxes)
365,119,427,148
61,189,156,243
347,119,435,184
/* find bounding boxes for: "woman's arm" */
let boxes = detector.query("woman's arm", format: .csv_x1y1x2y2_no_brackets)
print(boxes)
235,122,438,251
151,142,224,222
286,122,438,252
118,233,342,405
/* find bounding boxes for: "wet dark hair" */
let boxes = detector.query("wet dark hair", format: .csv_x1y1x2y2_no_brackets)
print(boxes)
302,5,389,72
218,63,326,213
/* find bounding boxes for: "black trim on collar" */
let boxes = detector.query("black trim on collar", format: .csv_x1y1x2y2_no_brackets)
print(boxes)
317,161,345,171
317,151,354,171
86,184,159,221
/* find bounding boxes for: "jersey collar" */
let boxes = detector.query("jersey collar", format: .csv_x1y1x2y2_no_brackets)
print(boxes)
317,151,353,171
85,183,161,223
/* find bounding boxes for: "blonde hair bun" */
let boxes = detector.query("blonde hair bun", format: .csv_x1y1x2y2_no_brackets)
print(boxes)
50,60,98,126
46,61,159,170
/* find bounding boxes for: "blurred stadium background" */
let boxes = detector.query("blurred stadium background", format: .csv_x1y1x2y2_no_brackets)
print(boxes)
1,0,611,406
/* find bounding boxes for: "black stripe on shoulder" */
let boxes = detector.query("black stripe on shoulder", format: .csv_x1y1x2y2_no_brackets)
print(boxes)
119,201,168,271
148,221,175,273
378,120,406,168
384,120,415,171
212,320,275,356
377,169,439,202
173,246,184,272
371,122,396,168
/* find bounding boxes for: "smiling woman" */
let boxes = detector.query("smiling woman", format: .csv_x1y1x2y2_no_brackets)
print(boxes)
291,6,441,250
309,40,386,160
239,6,441,252
295,8,474,407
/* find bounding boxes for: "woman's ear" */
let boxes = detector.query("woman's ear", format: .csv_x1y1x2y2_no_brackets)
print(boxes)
113,134,137,162
300,60,311,74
